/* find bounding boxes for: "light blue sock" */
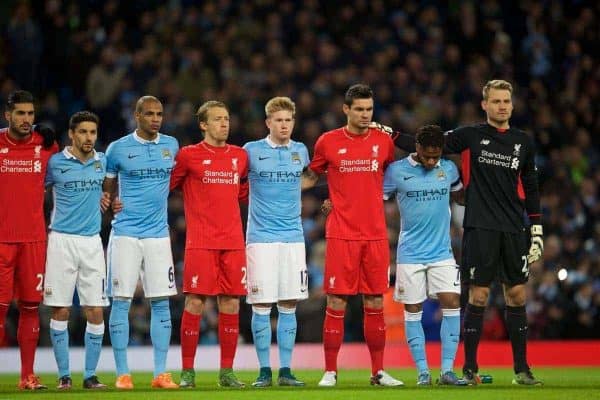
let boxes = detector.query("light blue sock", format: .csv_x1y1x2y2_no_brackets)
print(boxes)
251,307,272,369
405,311,428,374
50,319,69,378
440,308,461,373
277,306,297,369
84,322,104,379
150,298,171,377
109,299,131,376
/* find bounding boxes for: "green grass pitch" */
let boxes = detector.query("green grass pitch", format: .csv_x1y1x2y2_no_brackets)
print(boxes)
0,368,598,399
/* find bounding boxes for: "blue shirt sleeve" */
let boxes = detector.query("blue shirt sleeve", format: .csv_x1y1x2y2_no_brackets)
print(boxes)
45,156,56,187
105,142,119,176
383,162,398,199
447,160,462,190
301,143,310,167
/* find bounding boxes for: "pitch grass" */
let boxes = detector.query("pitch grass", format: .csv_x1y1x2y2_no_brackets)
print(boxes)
0,368,598,400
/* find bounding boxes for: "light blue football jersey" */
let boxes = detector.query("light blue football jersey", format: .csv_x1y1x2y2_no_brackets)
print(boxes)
383,155,462,264
46,148,106,236
105,132,178,238
243,137,310,243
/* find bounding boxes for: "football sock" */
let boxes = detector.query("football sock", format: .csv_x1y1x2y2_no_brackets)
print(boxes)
109,298,131,376
84,322,104,379
505,305,529,373
277,305,297,369
405,311,428,374
219,312,239,369
440,308,461,373
0,302,8,346
17,302,40,379
323,307,345,372
50,319,69,378
251,306,271,369
180,310,201,370
150,298,171,377
463,303,485,372
364,306,386,375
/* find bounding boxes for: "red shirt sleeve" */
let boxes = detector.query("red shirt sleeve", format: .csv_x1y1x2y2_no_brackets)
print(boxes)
238,151,249,204
309,134,328,175
170,148,188,190
384,134,395,169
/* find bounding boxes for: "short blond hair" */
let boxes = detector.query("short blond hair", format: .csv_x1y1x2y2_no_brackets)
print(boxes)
196,100,228,124
482,80,513,100
265,96,295,118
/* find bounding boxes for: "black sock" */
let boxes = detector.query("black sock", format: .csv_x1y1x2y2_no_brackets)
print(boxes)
505,305,528,374
462,303,485,372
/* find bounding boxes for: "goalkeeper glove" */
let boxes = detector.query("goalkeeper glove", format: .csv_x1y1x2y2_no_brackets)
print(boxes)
527,225,544,263
34,124,56,148
369,121,394,135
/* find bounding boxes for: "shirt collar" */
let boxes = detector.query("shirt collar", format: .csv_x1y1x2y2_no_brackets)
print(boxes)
133,130,160,144
265,135,291,149
62,147,100,161
407,153,441,168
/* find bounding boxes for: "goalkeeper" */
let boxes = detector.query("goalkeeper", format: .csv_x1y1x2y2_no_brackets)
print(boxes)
372,80,543,386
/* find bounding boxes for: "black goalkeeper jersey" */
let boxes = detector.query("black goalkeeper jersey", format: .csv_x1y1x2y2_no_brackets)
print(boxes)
394,123,541,233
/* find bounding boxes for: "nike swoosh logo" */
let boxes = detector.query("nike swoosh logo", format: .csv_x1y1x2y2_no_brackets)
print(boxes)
256,327,268,333
60,168,71,173
403,176,415,181
453,282,460,286
258,156,270,160
160,319,170,323
128,154,140,159
300,288,307,293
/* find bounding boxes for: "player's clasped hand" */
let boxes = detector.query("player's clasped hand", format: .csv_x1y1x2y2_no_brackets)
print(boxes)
100,191,111,213
527,224,544,263
369,121,393,135
33,124,56,148
321,198,332,216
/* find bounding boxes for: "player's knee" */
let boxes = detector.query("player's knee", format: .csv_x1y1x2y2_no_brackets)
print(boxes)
404,303,423,313
84,306,104,324
469,287,489,306
438,293,460,309
327,294,347,310
362,294,383,309
51,307,70,321
504,285,526,306
218,295,240,314
185,295,205,314
277,300,297,311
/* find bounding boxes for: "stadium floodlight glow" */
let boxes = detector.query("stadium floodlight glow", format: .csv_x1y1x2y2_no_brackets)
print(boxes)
557,268,568,281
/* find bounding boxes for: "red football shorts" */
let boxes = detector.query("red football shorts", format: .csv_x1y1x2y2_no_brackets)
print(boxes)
324,238,390,295
0,241,46,303
183,248,247,296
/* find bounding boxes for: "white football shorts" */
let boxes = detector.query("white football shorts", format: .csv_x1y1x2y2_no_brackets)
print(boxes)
107,233,177,298
246,242,308,304
43,231,109,307
394,258,461,304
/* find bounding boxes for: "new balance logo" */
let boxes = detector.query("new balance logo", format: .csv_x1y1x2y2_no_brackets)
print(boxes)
337,148,347,154
203,159,211,164
480,139,490,145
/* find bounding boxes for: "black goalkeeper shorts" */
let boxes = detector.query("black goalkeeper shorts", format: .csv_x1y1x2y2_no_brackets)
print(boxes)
461,227,530,287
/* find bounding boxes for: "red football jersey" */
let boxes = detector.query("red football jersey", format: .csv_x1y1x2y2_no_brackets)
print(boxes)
309,127,395,240
0,129,58,242
170,141,248,249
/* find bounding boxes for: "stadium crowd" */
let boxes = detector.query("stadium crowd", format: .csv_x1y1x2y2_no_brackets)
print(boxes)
0,0,598,347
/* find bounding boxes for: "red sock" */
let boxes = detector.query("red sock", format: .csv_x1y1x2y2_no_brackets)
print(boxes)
364,306,386,375
218,312,239,369
323,307,345,372
0,303,9,347
180,310,201,370
17,302,40,379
